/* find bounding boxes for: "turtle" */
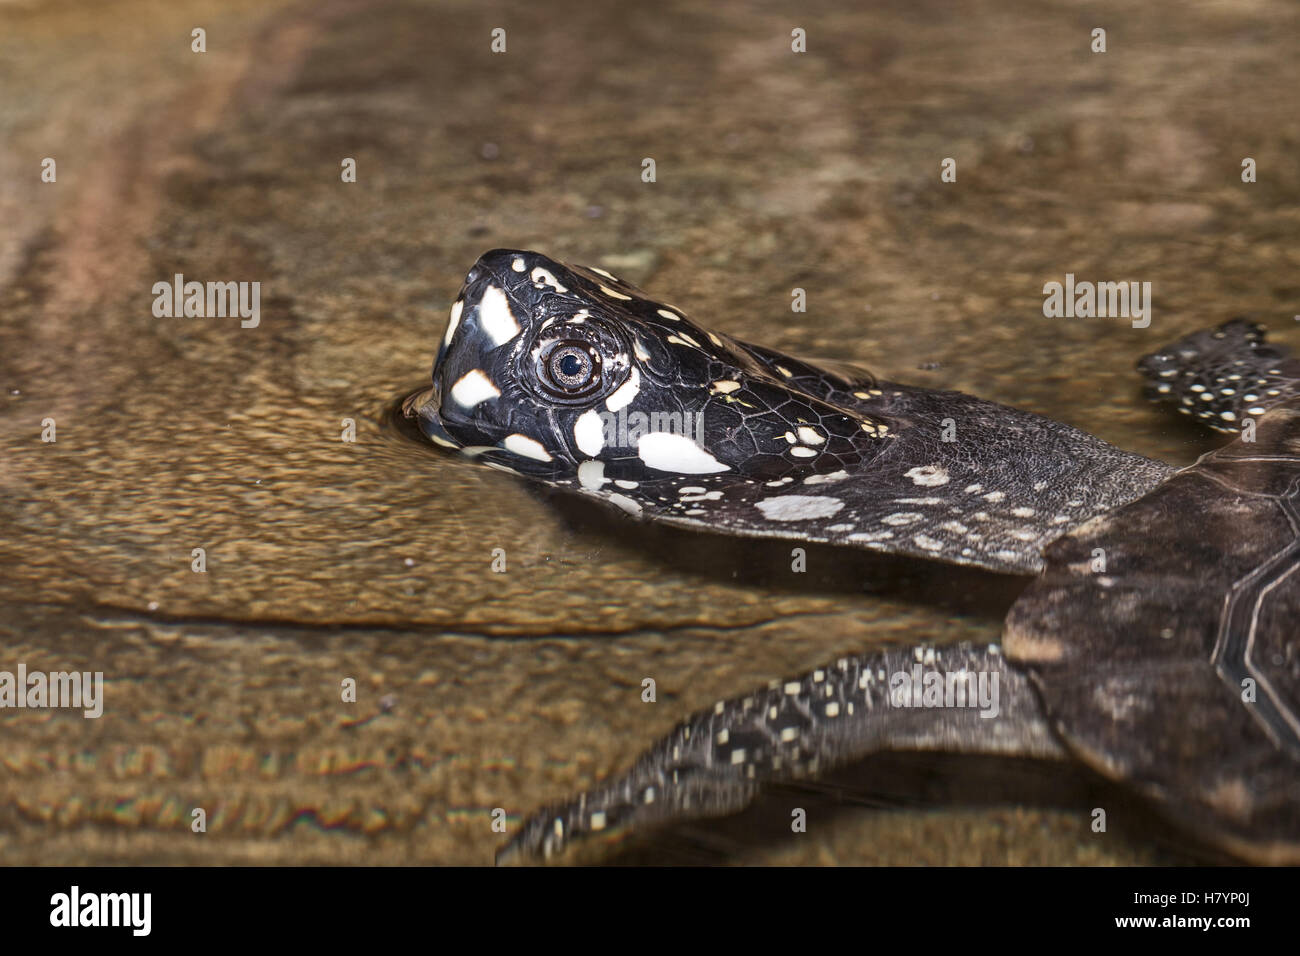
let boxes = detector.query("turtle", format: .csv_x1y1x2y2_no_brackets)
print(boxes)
407,248,1300,864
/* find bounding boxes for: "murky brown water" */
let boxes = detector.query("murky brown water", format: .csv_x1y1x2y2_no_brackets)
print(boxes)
2,0,1298,864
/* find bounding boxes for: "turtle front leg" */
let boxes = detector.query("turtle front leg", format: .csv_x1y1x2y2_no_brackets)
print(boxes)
498,643,1065,863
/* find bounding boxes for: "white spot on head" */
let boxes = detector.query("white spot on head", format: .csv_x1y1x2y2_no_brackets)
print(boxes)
477,285,521,346
503,434,552,461
609,493,643,516
578,460,608,489
443,299,464,346
790,446,818,458
637,432,729,473
905,465,949,487
796,426,824,445
614,479,639,489
605,367,641,412
530,266,567,292
712,380,741,394
982,490,1006,503
511,257,526,272
755,495,844,521
656,308,681,322
600,284,631,300
574,409,605,457
450,369,500,408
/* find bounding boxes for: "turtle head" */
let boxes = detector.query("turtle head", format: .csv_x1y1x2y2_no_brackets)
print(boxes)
415,249,888,500
417,248,641,478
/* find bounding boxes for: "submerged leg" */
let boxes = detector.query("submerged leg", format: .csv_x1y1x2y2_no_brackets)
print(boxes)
498,643,1065,863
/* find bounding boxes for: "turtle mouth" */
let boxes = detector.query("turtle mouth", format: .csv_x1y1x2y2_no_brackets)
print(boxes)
401,384,462,450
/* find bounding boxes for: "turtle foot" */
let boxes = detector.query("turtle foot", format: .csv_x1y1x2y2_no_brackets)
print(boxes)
1139,318,1300,432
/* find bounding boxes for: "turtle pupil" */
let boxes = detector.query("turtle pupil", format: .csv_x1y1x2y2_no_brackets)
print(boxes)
539,339,602,397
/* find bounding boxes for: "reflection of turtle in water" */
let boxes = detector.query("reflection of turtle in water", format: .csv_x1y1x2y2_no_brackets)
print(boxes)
409,249,1300,864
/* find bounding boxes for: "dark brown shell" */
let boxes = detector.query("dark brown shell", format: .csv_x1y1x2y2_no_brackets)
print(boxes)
1005,398,1300,863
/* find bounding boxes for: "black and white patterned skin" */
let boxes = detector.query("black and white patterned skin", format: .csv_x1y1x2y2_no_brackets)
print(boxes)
410,250,1300,864
1139,318,1300,432
417,249,1173,575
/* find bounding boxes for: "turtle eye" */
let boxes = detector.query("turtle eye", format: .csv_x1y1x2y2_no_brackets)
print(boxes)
538,339,603,398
